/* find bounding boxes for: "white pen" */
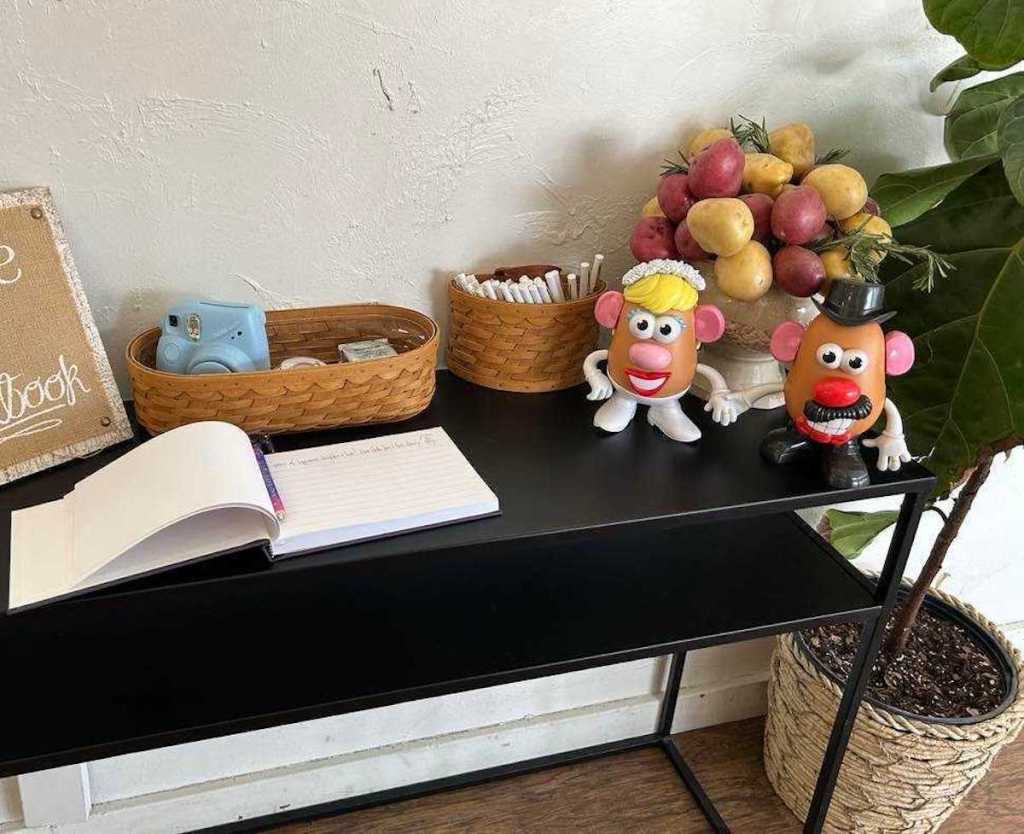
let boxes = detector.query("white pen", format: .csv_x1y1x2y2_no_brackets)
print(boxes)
567,273,579,301
534,277,553,303
544,270,565,303
580,262,591,297
591,254,604,292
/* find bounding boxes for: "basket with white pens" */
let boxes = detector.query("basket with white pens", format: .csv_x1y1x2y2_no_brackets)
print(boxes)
447,256,607,393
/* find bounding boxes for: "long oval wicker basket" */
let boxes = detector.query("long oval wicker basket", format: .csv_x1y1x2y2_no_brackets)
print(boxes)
764,584,1024,833
447,270,604,393
127,304,438,435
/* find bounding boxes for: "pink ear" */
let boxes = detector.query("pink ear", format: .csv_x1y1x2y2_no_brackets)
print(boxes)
770,320,805,362
594,291,625,328
885,331,915,376
694,304,725,343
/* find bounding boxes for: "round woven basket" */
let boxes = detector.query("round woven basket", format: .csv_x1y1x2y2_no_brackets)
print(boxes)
447,269,604,393
127,304,438,435
764,585,1024,833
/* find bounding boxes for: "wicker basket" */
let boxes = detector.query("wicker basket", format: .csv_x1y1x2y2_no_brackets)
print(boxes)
447,266,604,393
764,584,1024,833
127,304,438,435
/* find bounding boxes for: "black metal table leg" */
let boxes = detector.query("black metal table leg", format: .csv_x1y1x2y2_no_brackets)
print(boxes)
802,491,928,833
656,651,731,833
657,651,687,737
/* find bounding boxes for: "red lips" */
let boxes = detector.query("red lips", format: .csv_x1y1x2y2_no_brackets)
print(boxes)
624,367,671,396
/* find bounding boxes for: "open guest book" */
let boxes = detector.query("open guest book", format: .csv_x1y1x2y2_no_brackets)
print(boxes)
8,422,499,611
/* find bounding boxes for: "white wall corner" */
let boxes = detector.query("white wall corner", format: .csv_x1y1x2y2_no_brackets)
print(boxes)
16,764,91,827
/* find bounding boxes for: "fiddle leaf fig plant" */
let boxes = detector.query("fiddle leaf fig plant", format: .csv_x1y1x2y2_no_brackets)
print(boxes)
830,1,1024,657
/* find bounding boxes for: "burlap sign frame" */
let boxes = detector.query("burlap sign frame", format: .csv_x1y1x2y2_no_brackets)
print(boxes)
0,188,131,485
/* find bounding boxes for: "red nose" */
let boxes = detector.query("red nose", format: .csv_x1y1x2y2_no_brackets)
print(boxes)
813,376,861,407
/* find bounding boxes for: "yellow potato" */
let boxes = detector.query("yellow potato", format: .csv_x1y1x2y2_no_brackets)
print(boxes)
820,247,853,279
768,122,816,178
742,153,793,197
714,240,773,302
839,211,892,263
802,164,867,219
839,211,891,237
687,127,733,158
685,198,754,257
641,196,665,218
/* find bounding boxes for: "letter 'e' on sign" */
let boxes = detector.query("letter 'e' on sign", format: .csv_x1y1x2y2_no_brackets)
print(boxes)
0,188,131,485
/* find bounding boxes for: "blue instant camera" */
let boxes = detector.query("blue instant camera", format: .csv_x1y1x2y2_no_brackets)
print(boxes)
156,300,271,374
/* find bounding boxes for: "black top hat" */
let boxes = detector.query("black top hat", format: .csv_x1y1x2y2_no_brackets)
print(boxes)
813,278,896,327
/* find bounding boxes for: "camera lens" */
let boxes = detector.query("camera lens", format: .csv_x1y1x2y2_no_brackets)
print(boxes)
168,315,179,327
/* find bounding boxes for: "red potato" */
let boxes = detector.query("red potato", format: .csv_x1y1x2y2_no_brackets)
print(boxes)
862,196,881,217
674,221,711,261
687,138,744,199
630,216,679,261
656,173,696,222
773,245,826,297
738,193,774,244
771,185,827,245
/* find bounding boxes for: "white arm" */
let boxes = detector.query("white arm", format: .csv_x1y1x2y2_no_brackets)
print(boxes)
695,363,728,394
698,367,784,426
583,350,613,401
862,398,911,471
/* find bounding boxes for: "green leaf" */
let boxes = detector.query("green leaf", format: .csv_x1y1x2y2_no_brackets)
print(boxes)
998,96,1024,203
821,510,899,559
925,0,1024,68
871,156,996,226
882,162,1024,496
945,72,1024,159
930,54,1016,92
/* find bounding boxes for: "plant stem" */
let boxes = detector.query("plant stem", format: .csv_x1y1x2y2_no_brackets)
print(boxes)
884,450,995,657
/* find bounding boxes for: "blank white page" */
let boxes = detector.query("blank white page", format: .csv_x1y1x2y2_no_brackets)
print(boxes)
70,421,276,585
268,427,499,557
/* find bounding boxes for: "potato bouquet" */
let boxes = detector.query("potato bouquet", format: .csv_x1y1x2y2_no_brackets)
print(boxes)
631,117,946,302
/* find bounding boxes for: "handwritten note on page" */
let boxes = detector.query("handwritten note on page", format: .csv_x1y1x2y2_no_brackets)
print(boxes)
266,427,499,557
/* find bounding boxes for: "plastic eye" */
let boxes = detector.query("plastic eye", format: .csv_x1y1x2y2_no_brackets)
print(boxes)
628,311,655,340
842,349,869,375
653,316,684,344
815,342,843,369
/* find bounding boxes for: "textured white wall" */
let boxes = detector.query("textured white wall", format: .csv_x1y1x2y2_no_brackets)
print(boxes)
1,0,959,391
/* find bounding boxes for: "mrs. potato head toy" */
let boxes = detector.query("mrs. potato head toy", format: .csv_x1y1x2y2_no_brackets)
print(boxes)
582,260,739,442
716,278,915,488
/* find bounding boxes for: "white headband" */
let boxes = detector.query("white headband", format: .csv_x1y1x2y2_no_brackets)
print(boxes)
620,259,705,291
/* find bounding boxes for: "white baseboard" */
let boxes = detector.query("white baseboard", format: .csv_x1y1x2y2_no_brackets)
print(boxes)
3,669,768,833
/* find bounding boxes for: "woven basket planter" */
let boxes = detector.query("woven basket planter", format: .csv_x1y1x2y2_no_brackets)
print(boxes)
447,268,604,393
765,585,1024,833
127,304,438,435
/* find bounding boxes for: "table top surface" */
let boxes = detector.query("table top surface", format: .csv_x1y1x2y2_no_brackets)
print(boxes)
0,371,934,567
0,371,933,776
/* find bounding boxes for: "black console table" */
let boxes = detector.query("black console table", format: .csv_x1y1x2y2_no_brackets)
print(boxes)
0,371,933,833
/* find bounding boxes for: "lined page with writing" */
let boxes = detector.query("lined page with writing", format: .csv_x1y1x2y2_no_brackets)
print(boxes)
267,427,499,557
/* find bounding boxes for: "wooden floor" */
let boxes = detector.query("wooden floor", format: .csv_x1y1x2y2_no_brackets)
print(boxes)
274,717,1024,833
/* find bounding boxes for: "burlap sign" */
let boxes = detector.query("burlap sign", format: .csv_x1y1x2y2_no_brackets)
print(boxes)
0,188,131,484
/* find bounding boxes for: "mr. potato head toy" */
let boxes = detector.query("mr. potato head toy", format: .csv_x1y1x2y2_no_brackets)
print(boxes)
721,278,915,489
582,260,739,442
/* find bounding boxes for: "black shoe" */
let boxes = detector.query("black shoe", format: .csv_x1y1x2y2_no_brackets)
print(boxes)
822,440,870,489
760,425,816,465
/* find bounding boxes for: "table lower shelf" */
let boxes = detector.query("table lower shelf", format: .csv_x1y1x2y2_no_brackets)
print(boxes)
0,512,878,777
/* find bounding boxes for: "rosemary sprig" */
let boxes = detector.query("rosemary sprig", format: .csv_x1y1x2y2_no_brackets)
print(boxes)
660,151,689,176
730,114,770,153
815,147,850,165
811,225,954,291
